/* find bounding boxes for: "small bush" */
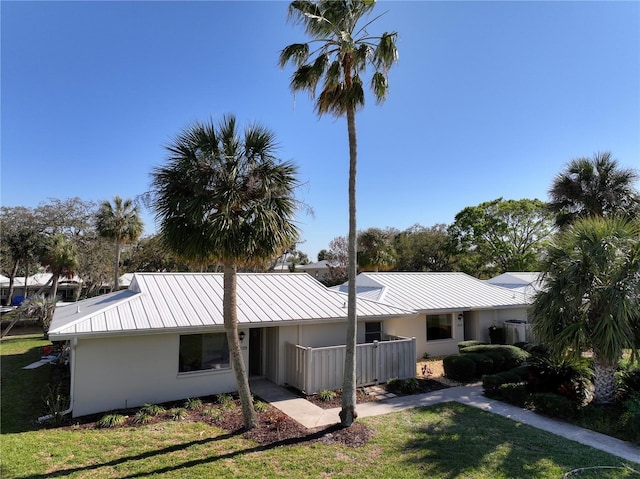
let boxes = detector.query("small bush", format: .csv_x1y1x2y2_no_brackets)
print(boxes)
317,389,337,402
184,398,203,410
461,353,494,376
132,411,153,424
483,374,508,393
97,413,127,428
169,407,187,421
386,378,420,395
525,356,592,406
42,384,70,426
620,394,640,443
254,400,269,412
216,393,234,409
457,340,486,352
528,393,575,419
202,407,222,420
510,365,531,380
462,345,531,370
443,355,477,382
499,382,529,406
139,403,165,416
618,368,640,400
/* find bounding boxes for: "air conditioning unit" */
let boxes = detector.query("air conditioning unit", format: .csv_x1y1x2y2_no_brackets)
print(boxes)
504,320,527,344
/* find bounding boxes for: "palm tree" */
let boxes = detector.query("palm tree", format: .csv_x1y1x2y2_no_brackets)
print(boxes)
548,152,640,228
357,227,396,272
149,116,299,430
40,234,79,301
531,216,640,404
279,0,398,427
96,196,144,292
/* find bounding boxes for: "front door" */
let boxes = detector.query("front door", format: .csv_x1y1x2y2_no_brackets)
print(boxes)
249,328,262,376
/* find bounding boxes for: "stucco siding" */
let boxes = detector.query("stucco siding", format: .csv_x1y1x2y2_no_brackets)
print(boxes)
72,333,247,418
384,314,461,359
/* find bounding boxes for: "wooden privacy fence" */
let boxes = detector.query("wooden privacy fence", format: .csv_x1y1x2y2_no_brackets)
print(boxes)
285,336,416,395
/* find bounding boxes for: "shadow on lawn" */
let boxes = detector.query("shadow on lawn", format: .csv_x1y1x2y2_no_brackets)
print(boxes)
17,424,349,479
400,403,618,479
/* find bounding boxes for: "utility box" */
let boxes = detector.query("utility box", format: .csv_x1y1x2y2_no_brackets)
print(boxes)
504,320,527,344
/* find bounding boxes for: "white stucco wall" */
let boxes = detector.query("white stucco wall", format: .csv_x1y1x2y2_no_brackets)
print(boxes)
473,308,530,343
384,313,462,359
71,331,249,418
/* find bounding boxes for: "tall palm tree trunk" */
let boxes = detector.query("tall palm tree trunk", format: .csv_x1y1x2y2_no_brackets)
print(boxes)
113,240,121,292
340,99,359,427
6,260,19,306
223,262,257,429
593,354,618,404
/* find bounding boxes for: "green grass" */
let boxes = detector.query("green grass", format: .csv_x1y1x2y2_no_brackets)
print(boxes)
2,334,639,479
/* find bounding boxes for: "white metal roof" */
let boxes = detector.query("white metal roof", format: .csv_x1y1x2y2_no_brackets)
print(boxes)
336,272,530,313
48,272,415,340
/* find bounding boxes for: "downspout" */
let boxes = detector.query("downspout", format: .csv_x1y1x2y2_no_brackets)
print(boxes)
37,337,76,422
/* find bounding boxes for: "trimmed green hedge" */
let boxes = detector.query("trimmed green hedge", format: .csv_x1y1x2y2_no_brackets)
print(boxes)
457,340,487,352
461,344,531,371
443,355,477,382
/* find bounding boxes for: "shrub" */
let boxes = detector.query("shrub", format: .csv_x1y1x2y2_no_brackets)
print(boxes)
484,352,507,372
216,393,234,409
139,403,165,416
42,384,70,426
483,374,508,392
460,353,494,376
510,365,531,380
202,407,222,420
462,345,531,371
253,400,269,412
528,392,575,419
386,378,420,395
525,356,592,406
499,382,528,406
184,398,203,410
620,393,640,443
97,413,127,428
169,407,187,421
443,355,477,382
617,368,640,400
457,340,486,352
317,389,337,402
132,411,153,424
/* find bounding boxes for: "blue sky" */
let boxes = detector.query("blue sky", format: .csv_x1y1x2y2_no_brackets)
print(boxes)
2,1,639,260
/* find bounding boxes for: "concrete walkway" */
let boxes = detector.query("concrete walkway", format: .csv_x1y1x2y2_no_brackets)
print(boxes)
250,379,640,463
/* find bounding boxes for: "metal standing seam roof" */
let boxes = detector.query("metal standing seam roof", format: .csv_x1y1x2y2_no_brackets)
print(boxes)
336,272,531,313
48,272,416,339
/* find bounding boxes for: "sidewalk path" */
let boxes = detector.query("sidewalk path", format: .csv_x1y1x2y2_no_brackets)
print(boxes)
251,379,640,463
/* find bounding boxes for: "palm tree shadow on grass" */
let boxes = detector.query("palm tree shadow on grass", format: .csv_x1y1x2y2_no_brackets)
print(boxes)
25,424,348,479
399,403,618,479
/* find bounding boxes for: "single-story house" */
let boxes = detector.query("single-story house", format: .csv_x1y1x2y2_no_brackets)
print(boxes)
48,272,417,418
335,272,531,358
295,260,332,281
1,273,82,305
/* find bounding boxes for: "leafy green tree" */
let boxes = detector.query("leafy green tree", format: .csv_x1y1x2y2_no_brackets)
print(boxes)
531,216,640,403
393,224,453,272
448,198,553,278
149,116,299,429
16,294,56,338
125,234,194,273
96,196,144,292
548,152,639,228
357,227,396,272
40,234,79,301
280,0,398,426
0,205,44,305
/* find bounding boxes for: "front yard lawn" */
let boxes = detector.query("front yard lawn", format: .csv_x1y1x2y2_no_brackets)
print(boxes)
2,334,638,478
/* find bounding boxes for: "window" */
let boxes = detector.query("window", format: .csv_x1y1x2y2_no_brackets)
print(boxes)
179,333,230,372
365,322,382,343
426,314,452,341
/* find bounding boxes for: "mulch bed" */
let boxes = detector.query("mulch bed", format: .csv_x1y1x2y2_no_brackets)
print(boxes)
59,395,373,447
53,379,449,448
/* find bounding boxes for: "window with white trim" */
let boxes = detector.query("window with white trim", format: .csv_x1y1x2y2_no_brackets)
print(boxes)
179,333,230,372
426,314,452,341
